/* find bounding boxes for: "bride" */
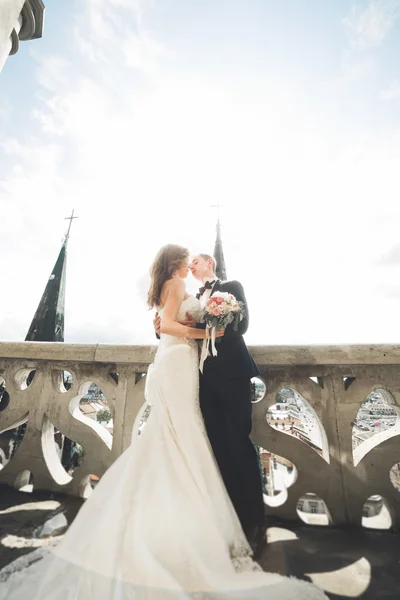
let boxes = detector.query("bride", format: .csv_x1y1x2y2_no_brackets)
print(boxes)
0,244,327,600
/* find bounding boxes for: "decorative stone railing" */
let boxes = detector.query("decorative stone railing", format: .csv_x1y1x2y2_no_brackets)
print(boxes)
1,342,400,528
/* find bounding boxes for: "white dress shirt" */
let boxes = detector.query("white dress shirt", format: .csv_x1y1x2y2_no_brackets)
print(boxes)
199,277,219,309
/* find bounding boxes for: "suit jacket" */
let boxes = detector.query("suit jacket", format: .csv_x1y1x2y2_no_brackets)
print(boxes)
196,279,260,380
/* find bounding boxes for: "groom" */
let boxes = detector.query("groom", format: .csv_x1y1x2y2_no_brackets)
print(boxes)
154,254,265,555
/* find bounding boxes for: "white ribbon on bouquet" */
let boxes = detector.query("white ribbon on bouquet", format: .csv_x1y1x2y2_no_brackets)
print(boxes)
199,325,218,373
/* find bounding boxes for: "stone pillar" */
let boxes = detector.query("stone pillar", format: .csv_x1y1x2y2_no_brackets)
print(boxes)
0,0,25,71
0,0,45,73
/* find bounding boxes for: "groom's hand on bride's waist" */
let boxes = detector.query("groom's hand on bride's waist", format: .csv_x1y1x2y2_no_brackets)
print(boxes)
154,312,161,336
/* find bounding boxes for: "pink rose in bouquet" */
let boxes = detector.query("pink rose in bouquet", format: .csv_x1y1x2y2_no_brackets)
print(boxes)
199,292,245,373
202,292,244,330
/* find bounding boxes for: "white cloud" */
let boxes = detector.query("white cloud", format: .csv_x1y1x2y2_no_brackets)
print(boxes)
330,2,398,98
343,1,400,50
0,94,12,120
3,1,400,346
34,55,71,93
72,0,161,73
1,138,30,157
3,67,400,345
381,79,400,99
341,54,376,81
123,30,164,73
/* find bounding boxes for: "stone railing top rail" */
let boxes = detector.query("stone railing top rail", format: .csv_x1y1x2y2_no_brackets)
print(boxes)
0,341,399,366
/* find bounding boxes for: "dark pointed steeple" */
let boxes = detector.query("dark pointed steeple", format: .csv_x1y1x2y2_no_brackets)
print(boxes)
25,210,77,342
213,215,227,281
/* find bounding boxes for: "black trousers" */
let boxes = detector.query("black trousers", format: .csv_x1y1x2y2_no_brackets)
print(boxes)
199,374,265,542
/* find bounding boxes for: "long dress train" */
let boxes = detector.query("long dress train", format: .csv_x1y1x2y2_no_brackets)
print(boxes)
0,297,327,600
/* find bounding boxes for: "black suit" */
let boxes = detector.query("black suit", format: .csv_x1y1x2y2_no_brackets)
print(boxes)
196,280,265,543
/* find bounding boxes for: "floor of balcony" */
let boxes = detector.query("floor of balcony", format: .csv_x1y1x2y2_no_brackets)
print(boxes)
0,484,399,599
262,519,400,599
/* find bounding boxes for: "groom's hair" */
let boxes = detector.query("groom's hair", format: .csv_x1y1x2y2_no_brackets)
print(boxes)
199,253,217,273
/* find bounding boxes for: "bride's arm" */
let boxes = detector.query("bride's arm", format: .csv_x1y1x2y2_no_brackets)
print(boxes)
160,279,217,340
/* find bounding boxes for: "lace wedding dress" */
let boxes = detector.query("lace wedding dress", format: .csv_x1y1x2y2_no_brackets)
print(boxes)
0,297,327,600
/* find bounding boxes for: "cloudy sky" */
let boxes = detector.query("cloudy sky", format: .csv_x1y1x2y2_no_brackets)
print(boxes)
1,0,400,346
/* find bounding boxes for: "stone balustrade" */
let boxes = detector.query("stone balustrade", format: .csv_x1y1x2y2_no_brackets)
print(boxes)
1,341,400,527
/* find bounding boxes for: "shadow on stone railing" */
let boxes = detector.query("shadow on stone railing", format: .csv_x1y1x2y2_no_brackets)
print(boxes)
1,342,400,529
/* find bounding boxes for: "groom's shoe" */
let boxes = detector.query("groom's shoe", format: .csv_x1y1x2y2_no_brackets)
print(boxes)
249,525,267,561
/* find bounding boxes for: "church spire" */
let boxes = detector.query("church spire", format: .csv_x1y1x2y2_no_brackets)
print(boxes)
25,211,78,342
211,204,227,281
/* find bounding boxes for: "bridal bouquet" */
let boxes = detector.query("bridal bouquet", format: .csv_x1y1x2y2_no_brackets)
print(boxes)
199,292,244,373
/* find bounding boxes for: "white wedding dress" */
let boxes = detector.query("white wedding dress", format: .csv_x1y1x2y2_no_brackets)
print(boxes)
0,297,327,600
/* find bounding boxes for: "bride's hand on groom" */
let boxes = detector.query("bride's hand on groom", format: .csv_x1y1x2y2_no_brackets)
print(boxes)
179,311,196,328
154,311,225,340
154,311,197,334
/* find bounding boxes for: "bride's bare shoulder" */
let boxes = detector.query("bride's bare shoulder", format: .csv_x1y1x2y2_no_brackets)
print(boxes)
163,278,185,292
160,278,186,306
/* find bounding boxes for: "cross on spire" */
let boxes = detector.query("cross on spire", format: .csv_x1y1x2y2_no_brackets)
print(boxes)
209,202,223,224
63,209,78,243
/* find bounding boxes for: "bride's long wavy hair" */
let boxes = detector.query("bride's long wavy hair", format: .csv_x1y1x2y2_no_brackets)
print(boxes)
147,244,190,308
